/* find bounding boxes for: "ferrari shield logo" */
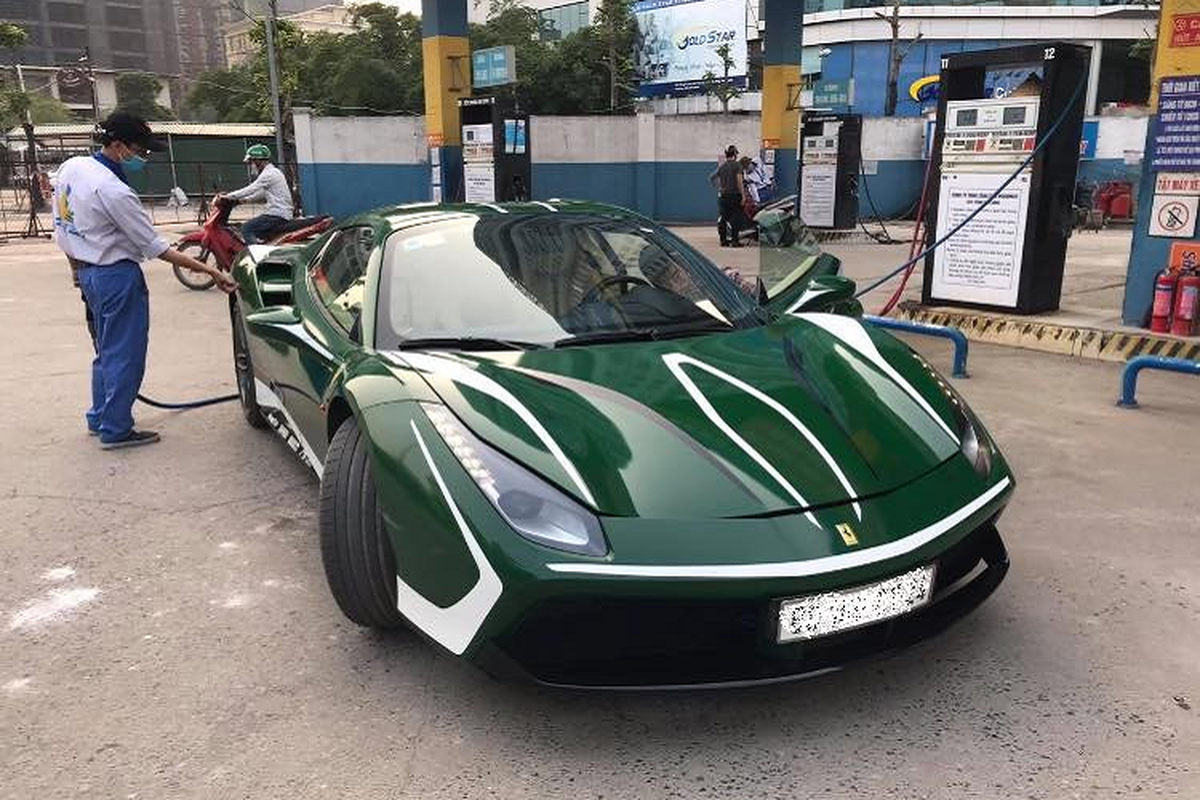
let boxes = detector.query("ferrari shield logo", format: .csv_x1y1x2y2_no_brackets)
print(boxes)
836,523,859,547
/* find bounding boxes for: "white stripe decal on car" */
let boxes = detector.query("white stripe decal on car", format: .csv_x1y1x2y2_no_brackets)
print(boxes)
254,378,324,476
544,476,1011,579
793,313,959,443
662,352,860,524
401,420,504,656
388,351,597,508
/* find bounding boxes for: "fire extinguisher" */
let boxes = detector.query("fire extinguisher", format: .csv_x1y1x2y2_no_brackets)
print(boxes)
1151,268,1178,333
1171,270,1200,336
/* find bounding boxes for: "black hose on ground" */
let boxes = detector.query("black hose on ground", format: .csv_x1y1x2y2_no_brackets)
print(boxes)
136,392,240,410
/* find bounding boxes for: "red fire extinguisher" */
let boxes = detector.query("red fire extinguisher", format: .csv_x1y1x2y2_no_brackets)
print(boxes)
1151,269,1178,333
1171,270,1200,337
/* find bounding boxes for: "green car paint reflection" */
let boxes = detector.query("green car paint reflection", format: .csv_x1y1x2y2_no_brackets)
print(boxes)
231,201,1013,688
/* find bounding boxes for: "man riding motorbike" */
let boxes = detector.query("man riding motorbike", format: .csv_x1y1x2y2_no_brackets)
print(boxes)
217,144,294,244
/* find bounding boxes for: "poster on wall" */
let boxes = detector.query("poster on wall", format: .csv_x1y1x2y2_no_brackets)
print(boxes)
930,172,1031,308
464,163,496,203
633,0,747,97
800,164,837,228
462,123,494,163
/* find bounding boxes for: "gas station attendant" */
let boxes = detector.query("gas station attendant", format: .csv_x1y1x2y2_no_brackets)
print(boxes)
53,111,236,451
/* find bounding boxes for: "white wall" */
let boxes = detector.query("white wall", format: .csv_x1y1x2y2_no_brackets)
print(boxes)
654,115,763,162
1094,114,1149,160
293,109,427,165
861,117,925,161
530,116,637,163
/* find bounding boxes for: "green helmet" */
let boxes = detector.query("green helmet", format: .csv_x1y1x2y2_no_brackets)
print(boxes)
244,143,272,162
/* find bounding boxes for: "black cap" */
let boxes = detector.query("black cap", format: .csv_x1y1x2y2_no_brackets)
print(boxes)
98,111,166,152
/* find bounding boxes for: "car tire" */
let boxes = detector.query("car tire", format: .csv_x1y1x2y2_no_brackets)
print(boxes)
319,417,405,630
172,240,217,291
230,301,268,429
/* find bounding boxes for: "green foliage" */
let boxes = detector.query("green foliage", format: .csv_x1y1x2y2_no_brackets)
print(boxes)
116,72,176,119
185,0,641,122
702,43,744,114
0,20,29,53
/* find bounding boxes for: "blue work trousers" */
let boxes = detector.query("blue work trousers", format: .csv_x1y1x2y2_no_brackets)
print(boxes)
78,261,149,443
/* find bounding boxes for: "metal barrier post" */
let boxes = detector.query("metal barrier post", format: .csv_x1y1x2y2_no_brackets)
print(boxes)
1116,356,1200,408
863,315,970,378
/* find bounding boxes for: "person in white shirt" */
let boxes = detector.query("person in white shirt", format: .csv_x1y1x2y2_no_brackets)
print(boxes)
220,143,294,244
53,111,235,450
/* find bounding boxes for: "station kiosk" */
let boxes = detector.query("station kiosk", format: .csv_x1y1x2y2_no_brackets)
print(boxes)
457,96,532,204
922,43,1089,313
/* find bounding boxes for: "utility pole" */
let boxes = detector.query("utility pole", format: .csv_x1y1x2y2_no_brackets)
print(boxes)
264,0,286,166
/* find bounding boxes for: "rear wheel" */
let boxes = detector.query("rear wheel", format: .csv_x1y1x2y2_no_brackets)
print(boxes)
319,417,405,629
172,240,217,291
230,301,268,429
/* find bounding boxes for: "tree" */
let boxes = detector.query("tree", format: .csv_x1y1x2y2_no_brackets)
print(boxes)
702,43,745,115
876,1,923,116
594,0,637,113
116,72,175,119
0,20,28,56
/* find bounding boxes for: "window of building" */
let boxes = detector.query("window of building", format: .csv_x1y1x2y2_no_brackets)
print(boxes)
47,2,85,24
112,53,150,71
106,4,145,29
0,0,37,18
113,32,147,53
50,26,88,50
539,1,590,42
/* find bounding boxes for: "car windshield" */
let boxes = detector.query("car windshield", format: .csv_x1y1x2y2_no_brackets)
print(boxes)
376,212,765,348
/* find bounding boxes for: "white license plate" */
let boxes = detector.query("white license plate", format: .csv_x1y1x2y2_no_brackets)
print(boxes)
777,565,936,643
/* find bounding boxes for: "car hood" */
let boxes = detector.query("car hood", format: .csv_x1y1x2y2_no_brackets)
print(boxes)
389,313,963,518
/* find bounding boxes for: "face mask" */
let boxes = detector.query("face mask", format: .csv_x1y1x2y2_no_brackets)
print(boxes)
122,146,147,173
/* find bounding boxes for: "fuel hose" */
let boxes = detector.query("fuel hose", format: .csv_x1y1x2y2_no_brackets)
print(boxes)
136,392,239,410
854,70,1088,300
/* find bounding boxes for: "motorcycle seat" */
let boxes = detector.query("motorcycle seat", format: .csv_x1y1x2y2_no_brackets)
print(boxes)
268,215,331,237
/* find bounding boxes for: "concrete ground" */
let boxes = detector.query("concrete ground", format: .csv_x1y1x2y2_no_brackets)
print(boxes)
2,235,1199,799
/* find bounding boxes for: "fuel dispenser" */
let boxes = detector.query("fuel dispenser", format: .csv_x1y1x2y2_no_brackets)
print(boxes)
922,43,1089,313
799,113,860,230
456,96,532,204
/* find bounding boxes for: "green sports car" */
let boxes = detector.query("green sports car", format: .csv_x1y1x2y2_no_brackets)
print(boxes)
229,201,1013,688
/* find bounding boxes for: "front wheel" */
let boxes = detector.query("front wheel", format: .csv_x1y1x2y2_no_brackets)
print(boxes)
319,417,405,630
172,239,217,291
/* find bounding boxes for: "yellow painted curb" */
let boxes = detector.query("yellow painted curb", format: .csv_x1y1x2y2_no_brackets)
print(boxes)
895,302,1200,363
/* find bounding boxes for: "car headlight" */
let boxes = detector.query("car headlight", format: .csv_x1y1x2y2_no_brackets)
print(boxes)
958,413,992,478
421,403,608,557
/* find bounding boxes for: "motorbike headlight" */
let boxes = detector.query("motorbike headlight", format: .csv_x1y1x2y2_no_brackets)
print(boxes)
421,403,607,557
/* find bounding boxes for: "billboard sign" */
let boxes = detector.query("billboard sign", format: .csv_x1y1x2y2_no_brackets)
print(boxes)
473,46,516,89
633,0,747,97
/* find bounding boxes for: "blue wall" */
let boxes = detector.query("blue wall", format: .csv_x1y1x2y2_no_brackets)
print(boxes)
298,163,429,219
300,158,927,224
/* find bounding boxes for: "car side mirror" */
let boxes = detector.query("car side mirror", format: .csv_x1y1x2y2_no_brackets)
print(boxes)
789,275,859,314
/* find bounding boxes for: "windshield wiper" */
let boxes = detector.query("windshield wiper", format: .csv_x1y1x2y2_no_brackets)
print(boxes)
394,336,545,352
554,321,732,349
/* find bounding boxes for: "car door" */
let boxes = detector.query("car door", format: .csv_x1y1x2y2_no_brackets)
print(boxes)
261,225,374,468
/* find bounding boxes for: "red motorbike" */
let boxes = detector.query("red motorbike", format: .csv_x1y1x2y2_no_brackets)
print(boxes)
172,196,332,290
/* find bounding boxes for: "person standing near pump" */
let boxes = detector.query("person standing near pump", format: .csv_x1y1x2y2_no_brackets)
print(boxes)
218,144,294,244
710,145,746,247
53,111,236,450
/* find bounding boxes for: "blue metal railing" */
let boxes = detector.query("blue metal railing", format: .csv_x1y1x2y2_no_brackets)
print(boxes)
1116,356,1200,408
863,315,970,378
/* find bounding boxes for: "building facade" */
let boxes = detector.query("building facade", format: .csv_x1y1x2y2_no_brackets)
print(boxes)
224,3,355,66
798,1,1157,118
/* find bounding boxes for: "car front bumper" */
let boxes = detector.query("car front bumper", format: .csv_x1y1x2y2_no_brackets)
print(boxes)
471,520,1009,689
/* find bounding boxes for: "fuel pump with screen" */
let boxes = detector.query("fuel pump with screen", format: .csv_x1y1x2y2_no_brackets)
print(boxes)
922,43,1090,314
800,113,861,230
